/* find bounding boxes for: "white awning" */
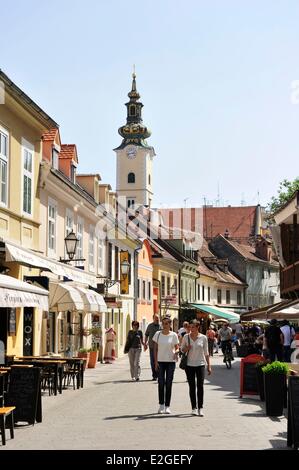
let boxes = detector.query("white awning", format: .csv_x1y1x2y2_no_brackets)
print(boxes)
0,274,48,309
3,241,97,287
75,287,107,313
49,283,84,312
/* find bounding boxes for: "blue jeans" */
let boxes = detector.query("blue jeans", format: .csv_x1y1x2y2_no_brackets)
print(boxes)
157,362,176,407
149,348,157,379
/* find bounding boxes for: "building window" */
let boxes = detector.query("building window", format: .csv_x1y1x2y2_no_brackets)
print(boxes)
76,217,84,266
208,286,211,302
161,275,166,298
174,278,178,297
148,281,151,301
202,285,205,302
89,225,95,271
65,209,73,236
198,284,200,300
0,127,8,205
128,253,132,285
237,290,242,305
23,146,33,215
98,237,104,273
127,198,135,209
143,280,146,300
65,209,74,257
130,105,136,116
128,173,135,183
71,164,76,183
226,290,231,304
108,243,113,279
167,277,171,296
114,246,119,281
217,289,222,304
52,148,59,169
138,279,140,299
48,199,57,253
148,174,151,185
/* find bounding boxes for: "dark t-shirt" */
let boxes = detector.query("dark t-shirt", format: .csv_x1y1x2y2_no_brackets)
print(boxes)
265,326,281,349
128,330,143,349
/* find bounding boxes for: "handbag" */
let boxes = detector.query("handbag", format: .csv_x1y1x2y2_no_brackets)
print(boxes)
179,335,190,370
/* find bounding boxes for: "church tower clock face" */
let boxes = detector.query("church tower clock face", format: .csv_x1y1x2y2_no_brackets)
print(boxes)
126,146,137,159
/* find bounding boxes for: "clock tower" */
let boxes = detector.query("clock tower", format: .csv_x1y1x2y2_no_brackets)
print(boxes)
114,73,155,209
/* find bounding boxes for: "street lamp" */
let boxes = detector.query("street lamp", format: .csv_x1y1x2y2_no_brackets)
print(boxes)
65,231,78,260
120,259,130,277
60,231,85,263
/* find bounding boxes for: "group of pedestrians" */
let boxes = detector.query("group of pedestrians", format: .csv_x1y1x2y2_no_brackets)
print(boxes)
124,314,212,416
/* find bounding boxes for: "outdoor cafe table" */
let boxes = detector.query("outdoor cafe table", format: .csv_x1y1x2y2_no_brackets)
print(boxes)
14,359,66,395
16,357,86,389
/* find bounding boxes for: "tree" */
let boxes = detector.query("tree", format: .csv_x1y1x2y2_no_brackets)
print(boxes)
268,177,299,218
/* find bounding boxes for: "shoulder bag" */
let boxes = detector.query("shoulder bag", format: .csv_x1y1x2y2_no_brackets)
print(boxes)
179,335,190,370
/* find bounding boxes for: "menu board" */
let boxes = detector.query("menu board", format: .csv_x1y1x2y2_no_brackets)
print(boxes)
6,367,41,425
287,376,299,449
240,354,264,398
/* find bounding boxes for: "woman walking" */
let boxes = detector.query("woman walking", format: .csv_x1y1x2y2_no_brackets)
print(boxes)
153,316,179,414
125,321,144,381
181,320,211,416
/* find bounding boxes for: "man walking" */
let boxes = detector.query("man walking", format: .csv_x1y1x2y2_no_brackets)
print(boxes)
144,314,161,380
265,319,284,362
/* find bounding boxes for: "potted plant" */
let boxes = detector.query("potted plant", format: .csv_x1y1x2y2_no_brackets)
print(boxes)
77,348,90,369
88,346,99,368
255,360,269,401
262,361,289,416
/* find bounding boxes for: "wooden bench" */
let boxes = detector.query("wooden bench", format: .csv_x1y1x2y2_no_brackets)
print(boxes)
0,407,15,445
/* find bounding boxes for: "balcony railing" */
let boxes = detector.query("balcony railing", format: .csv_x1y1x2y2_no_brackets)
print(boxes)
280,260,299,295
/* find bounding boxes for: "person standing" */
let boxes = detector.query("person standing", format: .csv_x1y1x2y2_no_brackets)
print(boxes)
206,326,216,356
104,325,116,364
125,321,144,381
218,323,233,361
181,320,211,416
153,316,179,414
265,319,284,362
144,314,161,380
234,322,244,344
280,320,296,362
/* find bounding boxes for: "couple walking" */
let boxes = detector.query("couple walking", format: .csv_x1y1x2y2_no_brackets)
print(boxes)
152,317,211,416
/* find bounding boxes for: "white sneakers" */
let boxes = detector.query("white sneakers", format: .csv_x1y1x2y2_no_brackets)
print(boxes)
158,405,171,414
198,408,204,417
191,408,204,416
192,408,198,416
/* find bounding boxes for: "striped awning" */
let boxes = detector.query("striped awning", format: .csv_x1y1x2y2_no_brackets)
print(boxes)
190,304,240,323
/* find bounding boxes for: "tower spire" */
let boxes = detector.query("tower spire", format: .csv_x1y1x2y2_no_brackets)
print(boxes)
115,71,151,149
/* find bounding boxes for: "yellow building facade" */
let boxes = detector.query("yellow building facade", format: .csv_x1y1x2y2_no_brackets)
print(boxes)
0,70,57,358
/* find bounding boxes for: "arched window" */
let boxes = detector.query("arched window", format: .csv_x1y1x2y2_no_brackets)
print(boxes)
130,105,136,116
128,172,135,183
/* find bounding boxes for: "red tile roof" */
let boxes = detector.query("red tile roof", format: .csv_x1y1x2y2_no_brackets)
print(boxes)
203,206,257,241
42,128,59,141
159,206,258,245
219,236,279,267
59,144,78,162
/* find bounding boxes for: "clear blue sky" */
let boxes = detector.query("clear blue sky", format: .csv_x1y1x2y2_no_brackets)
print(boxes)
1,0,299,208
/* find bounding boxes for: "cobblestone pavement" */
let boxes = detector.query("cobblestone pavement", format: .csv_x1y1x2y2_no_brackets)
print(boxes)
2,352,288,450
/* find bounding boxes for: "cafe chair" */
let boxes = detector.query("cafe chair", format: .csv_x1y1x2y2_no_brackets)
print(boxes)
0,406,15,446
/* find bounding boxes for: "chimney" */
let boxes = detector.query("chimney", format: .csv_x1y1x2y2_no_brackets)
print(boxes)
256,238,272,262
224,228,230,239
